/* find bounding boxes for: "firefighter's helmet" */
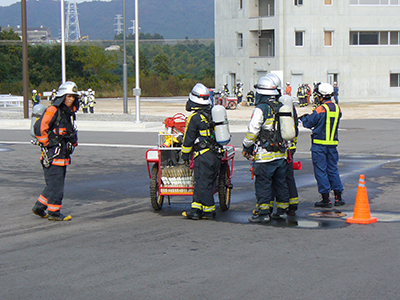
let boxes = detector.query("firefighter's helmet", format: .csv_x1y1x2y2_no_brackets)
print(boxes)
189,83,211,105
265,73,282,90
254,76,279,96
32,89,37,94
56,81,79,98
315,83,333,100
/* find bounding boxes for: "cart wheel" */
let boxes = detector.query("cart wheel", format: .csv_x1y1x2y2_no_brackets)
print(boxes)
150,164,164,210
218,163,231,211
228,101,237,110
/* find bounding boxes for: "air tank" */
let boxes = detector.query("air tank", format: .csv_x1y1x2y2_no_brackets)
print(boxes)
278,95,296,141
30,104,46,139
211,105,231,145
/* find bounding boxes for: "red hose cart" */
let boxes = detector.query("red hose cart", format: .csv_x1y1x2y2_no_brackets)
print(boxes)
145,114,235,211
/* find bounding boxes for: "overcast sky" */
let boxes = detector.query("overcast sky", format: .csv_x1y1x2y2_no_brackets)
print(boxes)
1,0,112,7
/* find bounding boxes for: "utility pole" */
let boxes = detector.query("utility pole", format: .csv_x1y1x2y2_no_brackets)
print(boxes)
123,0,128,113
133,0,141,123
21,0,29,118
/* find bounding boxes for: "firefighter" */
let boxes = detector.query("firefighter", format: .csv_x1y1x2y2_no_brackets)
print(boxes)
31,81,80,221
243,76,290,223
235,82,243,103
284,82,292,96
88,88,96,113
181,83,222,220
333,82,339,104
246,90,255,106
300,82,344,208
80,91,89,113
297,83,307,107
49,89,57,104
31,89,40,107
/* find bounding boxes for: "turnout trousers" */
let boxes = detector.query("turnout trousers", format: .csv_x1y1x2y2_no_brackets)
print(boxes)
311,145,343,194
37,164,67,213
192,150,221,212
254,159,289,213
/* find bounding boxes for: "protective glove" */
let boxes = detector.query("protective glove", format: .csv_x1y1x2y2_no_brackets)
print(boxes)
242,144,253,160
181,152,190,162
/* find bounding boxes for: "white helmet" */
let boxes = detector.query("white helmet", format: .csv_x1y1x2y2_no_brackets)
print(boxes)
315,82,333,99
265,73,282,90
254,76,279,96
56,81,79,98
88,88,92,93
32,89,37,94
189,83,211,105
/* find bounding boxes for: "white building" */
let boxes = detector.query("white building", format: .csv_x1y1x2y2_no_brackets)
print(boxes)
215,0,400,103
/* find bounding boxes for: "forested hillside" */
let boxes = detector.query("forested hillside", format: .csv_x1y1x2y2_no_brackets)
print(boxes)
0,29,215,97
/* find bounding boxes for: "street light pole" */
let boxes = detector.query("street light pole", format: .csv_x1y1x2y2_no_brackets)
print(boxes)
134,0,141,123
61,0,66,83
123,0,128,114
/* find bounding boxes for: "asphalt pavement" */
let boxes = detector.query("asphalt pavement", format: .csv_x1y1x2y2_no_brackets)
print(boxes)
1,99,400,299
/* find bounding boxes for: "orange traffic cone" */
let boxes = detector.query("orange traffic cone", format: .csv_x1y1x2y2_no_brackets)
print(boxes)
347,175,377,224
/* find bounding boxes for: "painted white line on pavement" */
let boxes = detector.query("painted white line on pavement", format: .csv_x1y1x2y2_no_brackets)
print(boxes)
0,141,155,148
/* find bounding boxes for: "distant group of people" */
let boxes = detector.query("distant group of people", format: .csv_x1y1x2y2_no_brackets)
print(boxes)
31,87,96,114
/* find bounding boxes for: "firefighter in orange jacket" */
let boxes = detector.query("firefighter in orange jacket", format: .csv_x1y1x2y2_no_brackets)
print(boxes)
31,81,79,221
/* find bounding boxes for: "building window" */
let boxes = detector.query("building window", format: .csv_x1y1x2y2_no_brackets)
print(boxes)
295,0,303,5
324,0,333,4
259,30,275,57
350,31,399,45
259,0,275,17
324,31,333,46
390,73,400,87
350,0,399,5
295,31,304,46
237,32,243,48
390,31,399,45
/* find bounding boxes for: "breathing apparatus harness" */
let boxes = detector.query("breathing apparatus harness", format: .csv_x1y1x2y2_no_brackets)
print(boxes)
192,108,224,158
258,98,289,153
32,105,78,168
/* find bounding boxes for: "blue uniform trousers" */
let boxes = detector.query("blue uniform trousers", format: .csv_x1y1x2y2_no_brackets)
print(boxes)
311,145,343,194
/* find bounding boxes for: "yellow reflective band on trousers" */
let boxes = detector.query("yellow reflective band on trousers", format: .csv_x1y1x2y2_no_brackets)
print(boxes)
203,205,216,212
191,202,203,210
289,197,299,205
276,201,289,210
257,203,271,210
313,103,339,145
254,152,286,161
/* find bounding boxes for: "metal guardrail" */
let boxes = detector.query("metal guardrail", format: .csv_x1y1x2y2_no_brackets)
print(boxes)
0,95,23,108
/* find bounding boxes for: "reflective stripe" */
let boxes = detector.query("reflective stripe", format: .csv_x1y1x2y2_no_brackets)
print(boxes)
244,132,257,142
199,129,210,136
52,158,71,166
191,202,203,210
257,203,271,210
38,194,48,205
193,148,210,158
276,201,289,209
313,103,339,145
254,152,286,161
181,145,192,154
203,205,216,212
48,204,62,212
289,197,299,205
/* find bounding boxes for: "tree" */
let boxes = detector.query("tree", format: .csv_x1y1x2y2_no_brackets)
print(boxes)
0,28,20,40
152,54,171,78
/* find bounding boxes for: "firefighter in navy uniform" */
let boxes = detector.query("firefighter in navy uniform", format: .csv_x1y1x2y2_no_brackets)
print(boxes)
31,81,79,221
181,83,222,220
243,76,290,223
300,82,344,207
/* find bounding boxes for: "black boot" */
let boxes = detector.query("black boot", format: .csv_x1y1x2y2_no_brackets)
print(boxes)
271,208,287,219
334,191,345,206
314,193,332,208
32,202,48,218
248,210,270,223
48,212,72,221
182,208,202,220
287,204,298,216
